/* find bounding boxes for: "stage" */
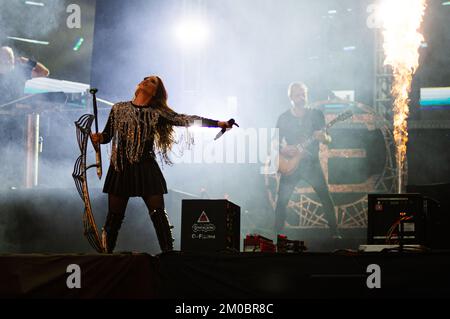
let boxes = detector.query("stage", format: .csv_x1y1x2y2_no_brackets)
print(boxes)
2,0,450,307
1,250,450,299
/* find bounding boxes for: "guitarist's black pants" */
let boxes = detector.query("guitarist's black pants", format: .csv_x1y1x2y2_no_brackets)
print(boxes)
274,158,338,236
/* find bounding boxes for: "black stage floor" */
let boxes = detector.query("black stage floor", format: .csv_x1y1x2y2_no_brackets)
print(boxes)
1,250,450,299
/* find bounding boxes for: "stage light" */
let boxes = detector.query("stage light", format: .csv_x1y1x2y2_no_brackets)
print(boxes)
173,17,210,50
73,38,84,51
7,36,49,45
25,1,45,7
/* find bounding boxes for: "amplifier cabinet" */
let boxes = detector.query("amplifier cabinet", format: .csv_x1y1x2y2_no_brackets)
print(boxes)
181,199,240,252
367,193,426,245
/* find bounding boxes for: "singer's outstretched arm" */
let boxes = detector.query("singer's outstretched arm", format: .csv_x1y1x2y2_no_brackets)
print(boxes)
155,107,230,129
91,104,234,145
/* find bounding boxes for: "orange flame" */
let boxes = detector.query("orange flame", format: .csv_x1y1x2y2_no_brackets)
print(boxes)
379,0,426,192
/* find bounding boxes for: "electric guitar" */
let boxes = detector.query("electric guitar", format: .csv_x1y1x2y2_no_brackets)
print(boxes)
277,110,353,176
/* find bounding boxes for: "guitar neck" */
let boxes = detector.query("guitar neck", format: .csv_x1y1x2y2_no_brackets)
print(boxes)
295,111,352,150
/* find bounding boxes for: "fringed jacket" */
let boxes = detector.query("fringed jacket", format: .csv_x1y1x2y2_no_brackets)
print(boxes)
100,101,219,171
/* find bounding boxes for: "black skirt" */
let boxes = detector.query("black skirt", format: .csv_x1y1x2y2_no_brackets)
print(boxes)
103,157,168,197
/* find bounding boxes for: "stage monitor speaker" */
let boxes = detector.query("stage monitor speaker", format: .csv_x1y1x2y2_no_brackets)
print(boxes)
367,193,427,246
407,183,450,249
181,199,240,253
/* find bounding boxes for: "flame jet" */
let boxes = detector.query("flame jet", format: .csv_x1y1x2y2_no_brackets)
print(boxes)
379,0,427,192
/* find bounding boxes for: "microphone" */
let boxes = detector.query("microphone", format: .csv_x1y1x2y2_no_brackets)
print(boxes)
214,118,238,140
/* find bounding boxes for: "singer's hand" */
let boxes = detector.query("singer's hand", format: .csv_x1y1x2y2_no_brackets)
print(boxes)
218,121,234,129
90,133,103,145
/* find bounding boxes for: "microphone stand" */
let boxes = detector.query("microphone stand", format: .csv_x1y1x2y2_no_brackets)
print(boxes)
89,88,102,179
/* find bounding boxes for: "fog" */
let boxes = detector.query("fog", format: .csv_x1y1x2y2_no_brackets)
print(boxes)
1,0,449,254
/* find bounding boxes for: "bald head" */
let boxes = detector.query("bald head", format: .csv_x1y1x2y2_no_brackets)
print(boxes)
288,82,308,108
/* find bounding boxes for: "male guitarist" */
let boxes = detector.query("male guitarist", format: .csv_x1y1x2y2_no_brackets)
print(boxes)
274,82,341,239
